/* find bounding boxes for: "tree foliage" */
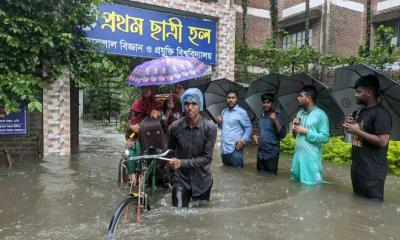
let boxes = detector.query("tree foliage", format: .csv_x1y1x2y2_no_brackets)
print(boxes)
235,25,399,83
236,37,342,83
356,25,399,72
0,0,120,113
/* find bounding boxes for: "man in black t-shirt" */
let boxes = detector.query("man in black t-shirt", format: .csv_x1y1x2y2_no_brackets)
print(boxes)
343,75,392,201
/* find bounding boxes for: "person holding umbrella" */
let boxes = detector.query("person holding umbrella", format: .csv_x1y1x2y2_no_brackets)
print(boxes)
216,89,253,168
343,75,392,201
253,93,286,174
291,85,330,185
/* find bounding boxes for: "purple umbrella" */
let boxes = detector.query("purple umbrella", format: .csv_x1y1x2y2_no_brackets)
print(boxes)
127,56,209,87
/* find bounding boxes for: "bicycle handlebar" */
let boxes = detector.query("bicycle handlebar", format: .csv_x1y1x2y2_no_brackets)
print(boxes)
122,149,174,163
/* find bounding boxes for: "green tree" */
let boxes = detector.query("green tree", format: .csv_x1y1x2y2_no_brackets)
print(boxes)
0,0,116,113
356,25,398,73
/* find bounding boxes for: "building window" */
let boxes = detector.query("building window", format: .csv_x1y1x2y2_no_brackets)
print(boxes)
282,29,313,49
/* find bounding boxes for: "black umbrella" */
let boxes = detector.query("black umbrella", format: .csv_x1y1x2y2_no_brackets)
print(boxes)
333,64,400,140
205,79,255,122
245,73,288,119
185,77,210,92
276,73,344,132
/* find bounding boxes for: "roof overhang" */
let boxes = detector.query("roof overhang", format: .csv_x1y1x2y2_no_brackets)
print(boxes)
278,7,322,28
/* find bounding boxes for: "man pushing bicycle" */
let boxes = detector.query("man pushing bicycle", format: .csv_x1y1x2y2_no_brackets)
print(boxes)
167,88,217,208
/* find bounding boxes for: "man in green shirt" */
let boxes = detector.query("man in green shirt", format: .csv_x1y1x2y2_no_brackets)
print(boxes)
291,85,330,185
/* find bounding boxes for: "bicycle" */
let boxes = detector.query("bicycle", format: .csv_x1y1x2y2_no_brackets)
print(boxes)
107,148,173,240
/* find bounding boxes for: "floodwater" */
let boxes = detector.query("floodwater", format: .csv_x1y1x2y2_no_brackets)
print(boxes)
1,123,400,240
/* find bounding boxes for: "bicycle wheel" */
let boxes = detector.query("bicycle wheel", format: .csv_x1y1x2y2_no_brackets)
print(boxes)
106,196,139,240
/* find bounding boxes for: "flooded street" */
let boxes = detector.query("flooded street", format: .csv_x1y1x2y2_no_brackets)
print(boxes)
1,123,400,240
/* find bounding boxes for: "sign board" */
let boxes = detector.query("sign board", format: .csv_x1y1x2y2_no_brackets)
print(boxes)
84,3,217,64
0,105,28,136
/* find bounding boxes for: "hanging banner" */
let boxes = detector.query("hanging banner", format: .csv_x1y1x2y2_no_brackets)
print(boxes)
0,104,28,136
84,3,217,64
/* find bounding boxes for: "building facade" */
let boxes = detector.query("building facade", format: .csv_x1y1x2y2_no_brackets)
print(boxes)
2,0,399,159
0,0,237,159
234,0,400,58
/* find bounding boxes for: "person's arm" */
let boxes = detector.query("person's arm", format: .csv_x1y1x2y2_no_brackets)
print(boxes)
216,116,223,129
240,111,253,143
216,109,225,129
180,122,217,168
253,121,260,144
277,114,286,139
304,112,329,144
344,110,391,147
352,130,390,147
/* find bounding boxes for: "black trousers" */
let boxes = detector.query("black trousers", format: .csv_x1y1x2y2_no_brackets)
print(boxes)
172,182,213,208
257,154,279,174
351,171,385,201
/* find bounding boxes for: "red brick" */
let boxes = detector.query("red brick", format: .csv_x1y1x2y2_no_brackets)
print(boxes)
328,4,364,57
247,15,271,47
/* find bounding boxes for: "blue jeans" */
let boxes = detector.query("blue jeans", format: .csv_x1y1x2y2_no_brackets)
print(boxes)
221,149,244,168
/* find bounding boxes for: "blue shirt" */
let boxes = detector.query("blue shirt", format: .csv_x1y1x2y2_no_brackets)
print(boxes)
257,112,286,159
220,105,253,154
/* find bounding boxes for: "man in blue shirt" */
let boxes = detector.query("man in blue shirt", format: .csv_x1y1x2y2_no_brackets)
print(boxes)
253,93,286,174
216,89,252,168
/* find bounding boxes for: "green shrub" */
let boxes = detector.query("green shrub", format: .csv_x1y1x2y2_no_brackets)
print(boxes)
280,135,295,154
388,141,400,175
280,135,400,175
322,137,352,164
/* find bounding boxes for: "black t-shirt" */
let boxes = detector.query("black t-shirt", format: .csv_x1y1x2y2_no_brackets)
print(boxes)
351,104,392,179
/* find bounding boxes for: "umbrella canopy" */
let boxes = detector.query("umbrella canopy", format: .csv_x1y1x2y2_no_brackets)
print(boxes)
333,64,400,140
245,73,287,119
205,79,255,122
185,77,210,93
127,56,208,87
276,73,344,132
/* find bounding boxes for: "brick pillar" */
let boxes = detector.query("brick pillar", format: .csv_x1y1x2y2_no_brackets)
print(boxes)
43,71,71,156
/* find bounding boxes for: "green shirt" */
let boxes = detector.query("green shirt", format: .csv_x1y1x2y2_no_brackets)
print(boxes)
291,106,330,185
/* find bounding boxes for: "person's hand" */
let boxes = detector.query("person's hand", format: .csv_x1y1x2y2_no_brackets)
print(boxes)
253,135,259,145
150,109,161,119
343,122,360,135
216,115,223,124
168,158,182,170
130,124,140,133
345,116,354,124
235,139,245,150
269,112,277,121
292,117,300,126
294,125,308,135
